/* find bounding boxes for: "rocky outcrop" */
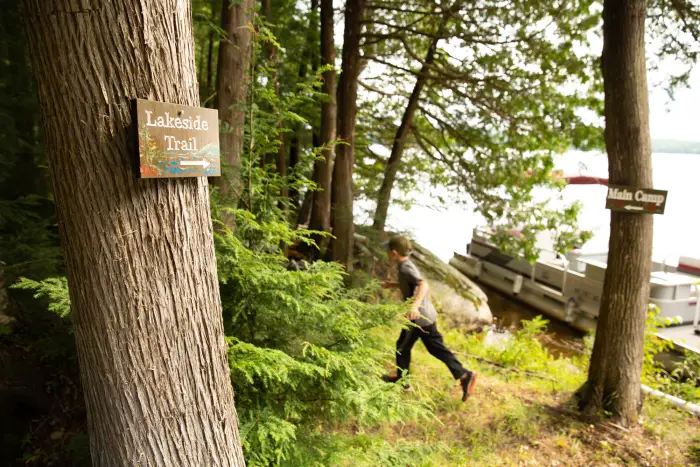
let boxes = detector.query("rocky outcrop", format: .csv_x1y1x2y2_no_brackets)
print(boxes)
409,243,493,332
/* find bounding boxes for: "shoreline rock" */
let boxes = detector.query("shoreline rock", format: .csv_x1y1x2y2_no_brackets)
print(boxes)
409,243,493,332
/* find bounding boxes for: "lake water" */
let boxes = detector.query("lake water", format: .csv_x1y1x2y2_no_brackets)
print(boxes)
362,151,699,354
371,151,700,266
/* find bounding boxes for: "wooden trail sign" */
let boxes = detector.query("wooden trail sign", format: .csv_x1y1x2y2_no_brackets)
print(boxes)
136,99,220,178
605,185,668,215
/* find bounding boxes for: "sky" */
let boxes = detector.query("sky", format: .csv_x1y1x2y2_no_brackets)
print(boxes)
648,68,700,141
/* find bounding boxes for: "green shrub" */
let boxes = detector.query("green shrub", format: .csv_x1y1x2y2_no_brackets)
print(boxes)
446,315,587,391
215,212,430,465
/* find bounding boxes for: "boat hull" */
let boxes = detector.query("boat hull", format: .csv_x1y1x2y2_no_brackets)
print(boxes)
453,230,700,358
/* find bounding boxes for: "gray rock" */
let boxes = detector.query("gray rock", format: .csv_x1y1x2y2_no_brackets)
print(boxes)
410,244,493,332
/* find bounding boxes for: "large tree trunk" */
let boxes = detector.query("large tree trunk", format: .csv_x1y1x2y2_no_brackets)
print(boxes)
288,130,302,210
330,0,364,270
261,0,287,203
21,0,246,464
578,0,653,427
289,0,320,214
278,135,288,203
307,0,336,251
296,189,314,227
206,6,217,95
372,24,445,232
295,135,319,228
215,0,254,228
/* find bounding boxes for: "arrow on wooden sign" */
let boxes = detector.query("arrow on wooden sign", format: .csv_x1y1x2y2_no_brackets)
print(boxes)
136,99,220,179
180,160,211,169
605,184,668,215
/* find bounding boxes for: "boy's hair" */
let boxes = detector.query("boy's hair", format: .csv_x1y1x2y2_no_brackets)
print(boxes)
388,235,412,256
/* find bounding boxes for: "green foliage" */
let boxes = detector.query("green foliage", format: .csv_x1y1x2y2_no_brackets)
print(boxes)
215,211,431,465
663,352,700,403
446,316,587,391
210,10,332,228
11,277,71,319
641,305,677,385
66,433,92,467
192,0,222,105
647,0,700,95
489,200,593,262
355,0,605,259
12,209,432,466
0,196,62,281
212,16,432,465
641,306,700,404
8,0,700,465
311,433,439,467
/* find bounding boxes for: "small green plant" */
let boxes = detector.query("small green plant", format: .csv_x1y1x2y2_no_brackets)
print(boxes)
446,315,587,391
689,438,700,464
641,304,700,404
642,304,676,385
659,352,700,403
12,277,71,318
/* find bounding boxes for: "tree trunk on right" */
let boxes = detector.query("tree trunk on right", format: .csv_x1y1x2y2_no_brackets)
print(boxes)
215,0,254,228
330,0,364,271
578,0,653,427
307,0,336,254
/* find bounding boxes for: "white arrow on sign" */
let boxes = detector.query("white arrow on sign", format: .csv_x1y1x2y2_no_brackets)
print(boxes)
624,205,644,211
180,160,211,169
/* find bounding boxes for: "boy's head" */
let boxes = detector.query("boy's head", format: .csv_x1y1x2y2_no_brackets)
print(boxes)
386,235,412,263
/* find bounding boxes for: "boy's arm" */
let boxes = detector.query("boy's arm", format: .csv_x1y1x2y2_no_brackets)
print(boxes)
381,280,400,289
407,279,429,320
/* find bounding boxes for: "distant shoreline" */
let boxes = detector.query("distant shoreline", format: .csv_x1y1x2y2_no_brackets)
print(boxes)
650,139,700,154
573,139,700,155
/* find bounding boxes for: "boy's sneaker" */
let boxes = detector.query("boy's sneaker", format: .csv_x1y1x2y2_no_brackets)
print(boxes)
382,374,399,383
382,374,412,392
460,371,478,401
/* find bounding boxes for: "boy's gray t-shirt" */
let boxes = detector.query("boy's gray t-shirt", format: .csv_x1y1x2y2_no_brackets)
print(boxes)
397,259,437,327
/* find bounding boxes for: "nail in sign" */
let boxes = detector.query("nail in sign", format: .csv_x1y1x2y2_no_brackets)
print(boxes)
605,184,668,215
136,99,220,178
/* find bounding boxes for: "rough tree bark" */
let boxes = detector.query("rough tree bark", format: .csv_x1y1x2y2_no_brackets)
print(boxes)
307,0,336,251
261,0,288,204
296,135,320,228
288,132,302,210
21,0,247,464
206,4,217,95
330,0,365,270
372,13,449,232
215,0,254,228
578,0,653,427
289,0,320,214
296,189,314,227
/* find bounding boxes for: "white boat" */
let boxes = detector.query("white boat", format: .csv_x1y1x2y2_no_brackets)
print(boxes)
449,175,700,357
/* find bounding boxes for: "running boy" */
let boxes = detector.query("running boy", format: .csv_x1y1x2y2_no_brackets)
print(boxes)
381,235,477,401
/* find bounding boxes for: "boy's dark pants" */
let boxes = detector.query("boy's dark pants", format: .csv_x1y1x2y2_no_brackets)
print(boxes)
396,322,467,379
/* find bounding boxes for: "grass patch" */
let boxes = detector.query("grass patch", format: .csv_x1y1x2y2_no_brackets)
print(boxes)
320,315,700,467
